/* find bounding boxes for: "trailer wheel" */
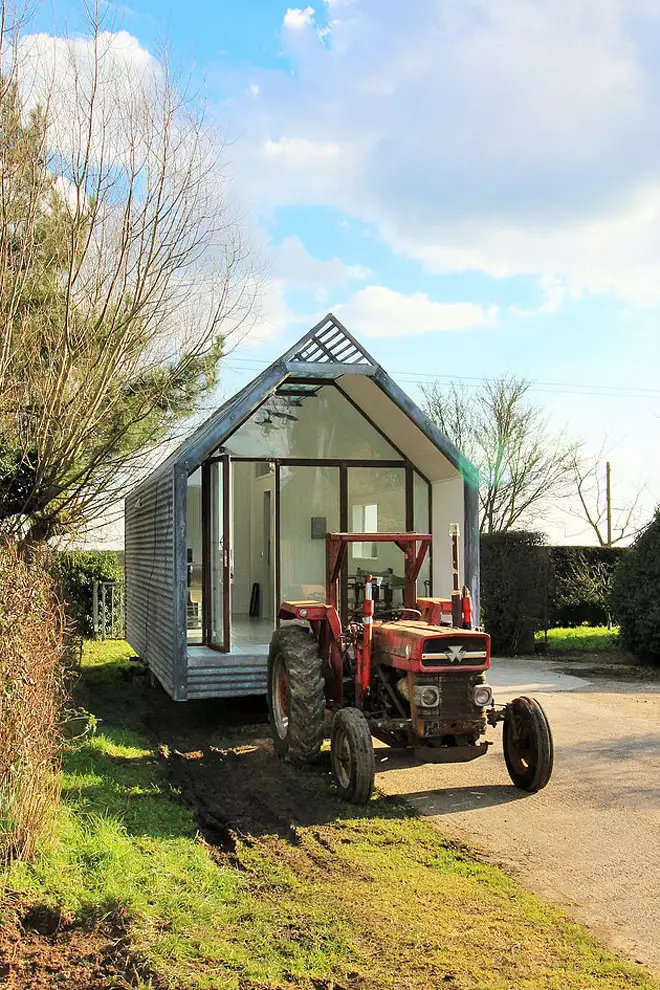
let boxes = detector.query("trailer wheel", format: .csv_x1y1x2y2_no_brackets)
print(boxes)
267,626,325,764
503,696,554,792
331,708,375,804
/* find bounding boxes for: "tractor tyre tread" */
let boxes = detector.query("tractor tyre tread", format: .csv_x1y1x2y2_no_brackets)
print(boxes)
331,707,375,804
503,695,554,792
267,625,325,765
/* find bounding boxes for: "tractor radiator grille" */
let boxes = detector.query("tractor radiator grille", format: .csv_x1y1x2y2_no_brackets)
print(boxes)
421,635,488,668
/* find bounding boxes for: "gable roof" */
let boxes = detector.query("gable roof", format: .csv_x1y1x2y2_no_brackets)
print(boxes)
131,313,477,494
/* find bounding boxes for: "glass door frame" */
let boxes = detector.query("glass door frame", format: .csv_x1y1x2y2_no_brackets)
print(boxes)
201,455,231,652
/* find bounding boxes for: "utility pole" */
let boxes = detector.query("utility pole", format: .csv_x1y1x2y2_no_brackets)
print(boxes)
606,461,612,548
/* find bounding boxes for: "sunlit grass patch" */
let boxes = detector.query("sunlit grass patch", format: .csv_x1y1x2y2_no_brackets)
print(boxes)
536,625,620,653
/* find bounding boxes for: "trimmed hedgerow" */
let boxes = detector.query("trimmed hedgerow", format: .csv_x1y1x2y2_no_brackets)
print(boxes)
480,531,551,655
612,510,660,663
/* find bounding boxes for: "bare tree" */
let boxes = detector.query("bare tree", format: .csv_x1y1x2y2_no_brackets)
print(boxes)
570,451,645,546
0,3,258,543
422,376,576,533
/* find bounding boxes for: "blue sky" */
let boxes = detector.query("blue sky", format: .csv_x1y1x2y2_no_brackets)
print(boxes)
28,0,660,540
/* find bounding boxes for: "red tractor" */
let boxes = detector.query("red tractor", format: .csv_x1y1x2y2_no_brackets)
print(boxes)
267,528,553,803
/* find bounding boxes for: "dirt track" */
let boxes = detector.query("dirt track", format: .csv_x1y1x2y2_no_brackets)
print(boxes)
373,657,660,975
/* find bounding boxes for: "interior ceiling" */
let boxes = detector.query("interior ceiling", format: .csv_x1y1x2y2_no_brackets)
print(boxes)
335,376,458,483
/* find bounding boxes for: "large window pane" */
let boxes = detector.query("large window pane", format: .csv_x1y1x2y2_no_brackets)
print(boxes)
219,385,399,460
348,467,405,616
186,468,203,644
280,466,340,603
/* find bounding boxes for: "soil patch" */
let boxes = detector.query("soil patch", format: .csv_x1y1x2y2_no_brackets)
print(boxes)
0,905,163,990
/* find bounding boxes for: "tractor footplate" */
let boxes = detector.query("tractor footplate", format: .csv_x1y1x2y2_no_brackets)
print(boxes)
414,741,490,764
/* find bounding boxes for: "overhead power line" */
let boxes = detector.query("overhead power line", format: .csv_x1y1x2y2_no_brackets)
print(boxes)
221,356,660,402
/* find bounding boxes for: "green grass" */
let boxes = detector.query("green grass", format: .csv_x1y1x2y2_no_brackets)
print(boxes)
3,640,656,990
536,625,620,654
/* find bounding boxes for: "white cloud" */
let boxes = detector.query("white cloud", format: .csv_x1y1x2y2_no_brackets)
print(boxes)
233,0,660,306
283,7,315,30
15,30,163,166
336,286,499,337
269,235,368,285
264,137,340,163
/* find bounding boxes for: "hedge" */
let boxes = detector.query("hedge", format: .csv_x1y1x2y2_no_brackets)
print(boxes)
0,541,65,861
54,550,123,638
547,545,625,628
612,510,660,663
480,534,624,655
480,531,550,654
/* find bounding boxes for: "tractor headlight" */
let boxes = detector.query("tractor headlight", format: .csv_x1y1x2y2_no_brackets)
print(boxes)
415,685,440,708
473,684,493,708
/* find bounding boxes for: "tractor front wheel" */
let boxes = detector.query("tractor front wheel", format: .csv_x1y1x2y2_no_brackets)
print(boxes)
267,625,325,764
503,695,554,792
331,708,375,804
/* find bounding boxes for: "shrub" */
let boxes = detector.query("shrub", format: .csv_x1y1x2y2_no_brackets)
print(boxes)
612,511,660,663
548,546,625,627
480,531,550,654
55,550,123,638
0,540,66,861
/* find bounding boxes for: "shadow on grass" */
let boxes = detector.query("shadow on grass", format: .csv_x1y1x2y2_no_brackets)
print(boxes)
68,650,538,849
68,656,411,848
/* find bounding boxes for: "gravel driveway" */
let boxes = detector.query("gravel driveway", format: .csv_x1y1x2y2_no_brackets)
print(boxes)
374,658,660,974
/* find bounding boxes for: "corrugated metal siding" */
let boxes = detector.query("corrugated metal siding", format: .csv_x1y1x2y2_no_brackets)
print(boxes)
125,472,181,698
186,653,267,699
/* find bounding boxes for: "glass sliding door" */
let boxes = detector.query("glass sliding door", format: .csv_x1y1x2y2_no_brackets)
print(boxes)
280,465,340,603
347,466,406,616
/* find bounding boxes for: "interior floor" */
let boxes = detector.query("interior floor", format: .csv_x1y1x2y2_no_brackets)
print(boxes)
231,614,274,654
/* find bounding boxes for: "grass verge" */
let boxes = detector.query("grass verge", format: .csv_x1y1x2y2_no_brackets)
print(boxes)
2,640,657,990
536,625,620,653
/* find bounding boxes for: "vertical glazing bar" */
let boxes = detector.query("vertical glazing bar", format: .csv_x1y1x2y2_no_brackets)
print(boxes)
275,461,281,627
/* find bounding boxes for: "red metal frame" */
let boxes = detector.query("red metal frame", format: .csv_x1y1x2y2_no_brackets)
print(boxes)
278,531,488,711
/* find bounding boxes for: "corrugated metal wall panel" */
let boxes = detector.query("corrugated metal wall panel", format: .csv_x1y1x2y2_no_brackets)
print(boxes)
125,472,182,699
186,655,267,699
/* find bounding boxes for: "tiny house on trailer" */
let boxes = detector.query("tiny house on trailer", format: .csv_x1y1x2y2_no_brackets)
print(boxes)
124,314,479,701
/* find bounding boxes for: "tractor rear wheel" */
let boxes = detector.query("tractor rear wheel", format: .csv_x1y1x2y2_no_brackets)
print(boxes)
503,695,554,792
331,708,375,804
267,625,325,764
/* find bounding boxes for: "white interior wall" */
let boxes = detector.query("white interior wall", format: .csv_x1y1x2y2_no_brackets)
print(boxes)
432,476,464,598
231,462,276,619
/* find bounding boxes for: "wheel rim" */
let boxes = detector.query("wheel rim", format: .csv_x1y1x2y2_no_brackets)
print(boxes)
271,654,289,739
507,714,534,773
333,726,352,788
